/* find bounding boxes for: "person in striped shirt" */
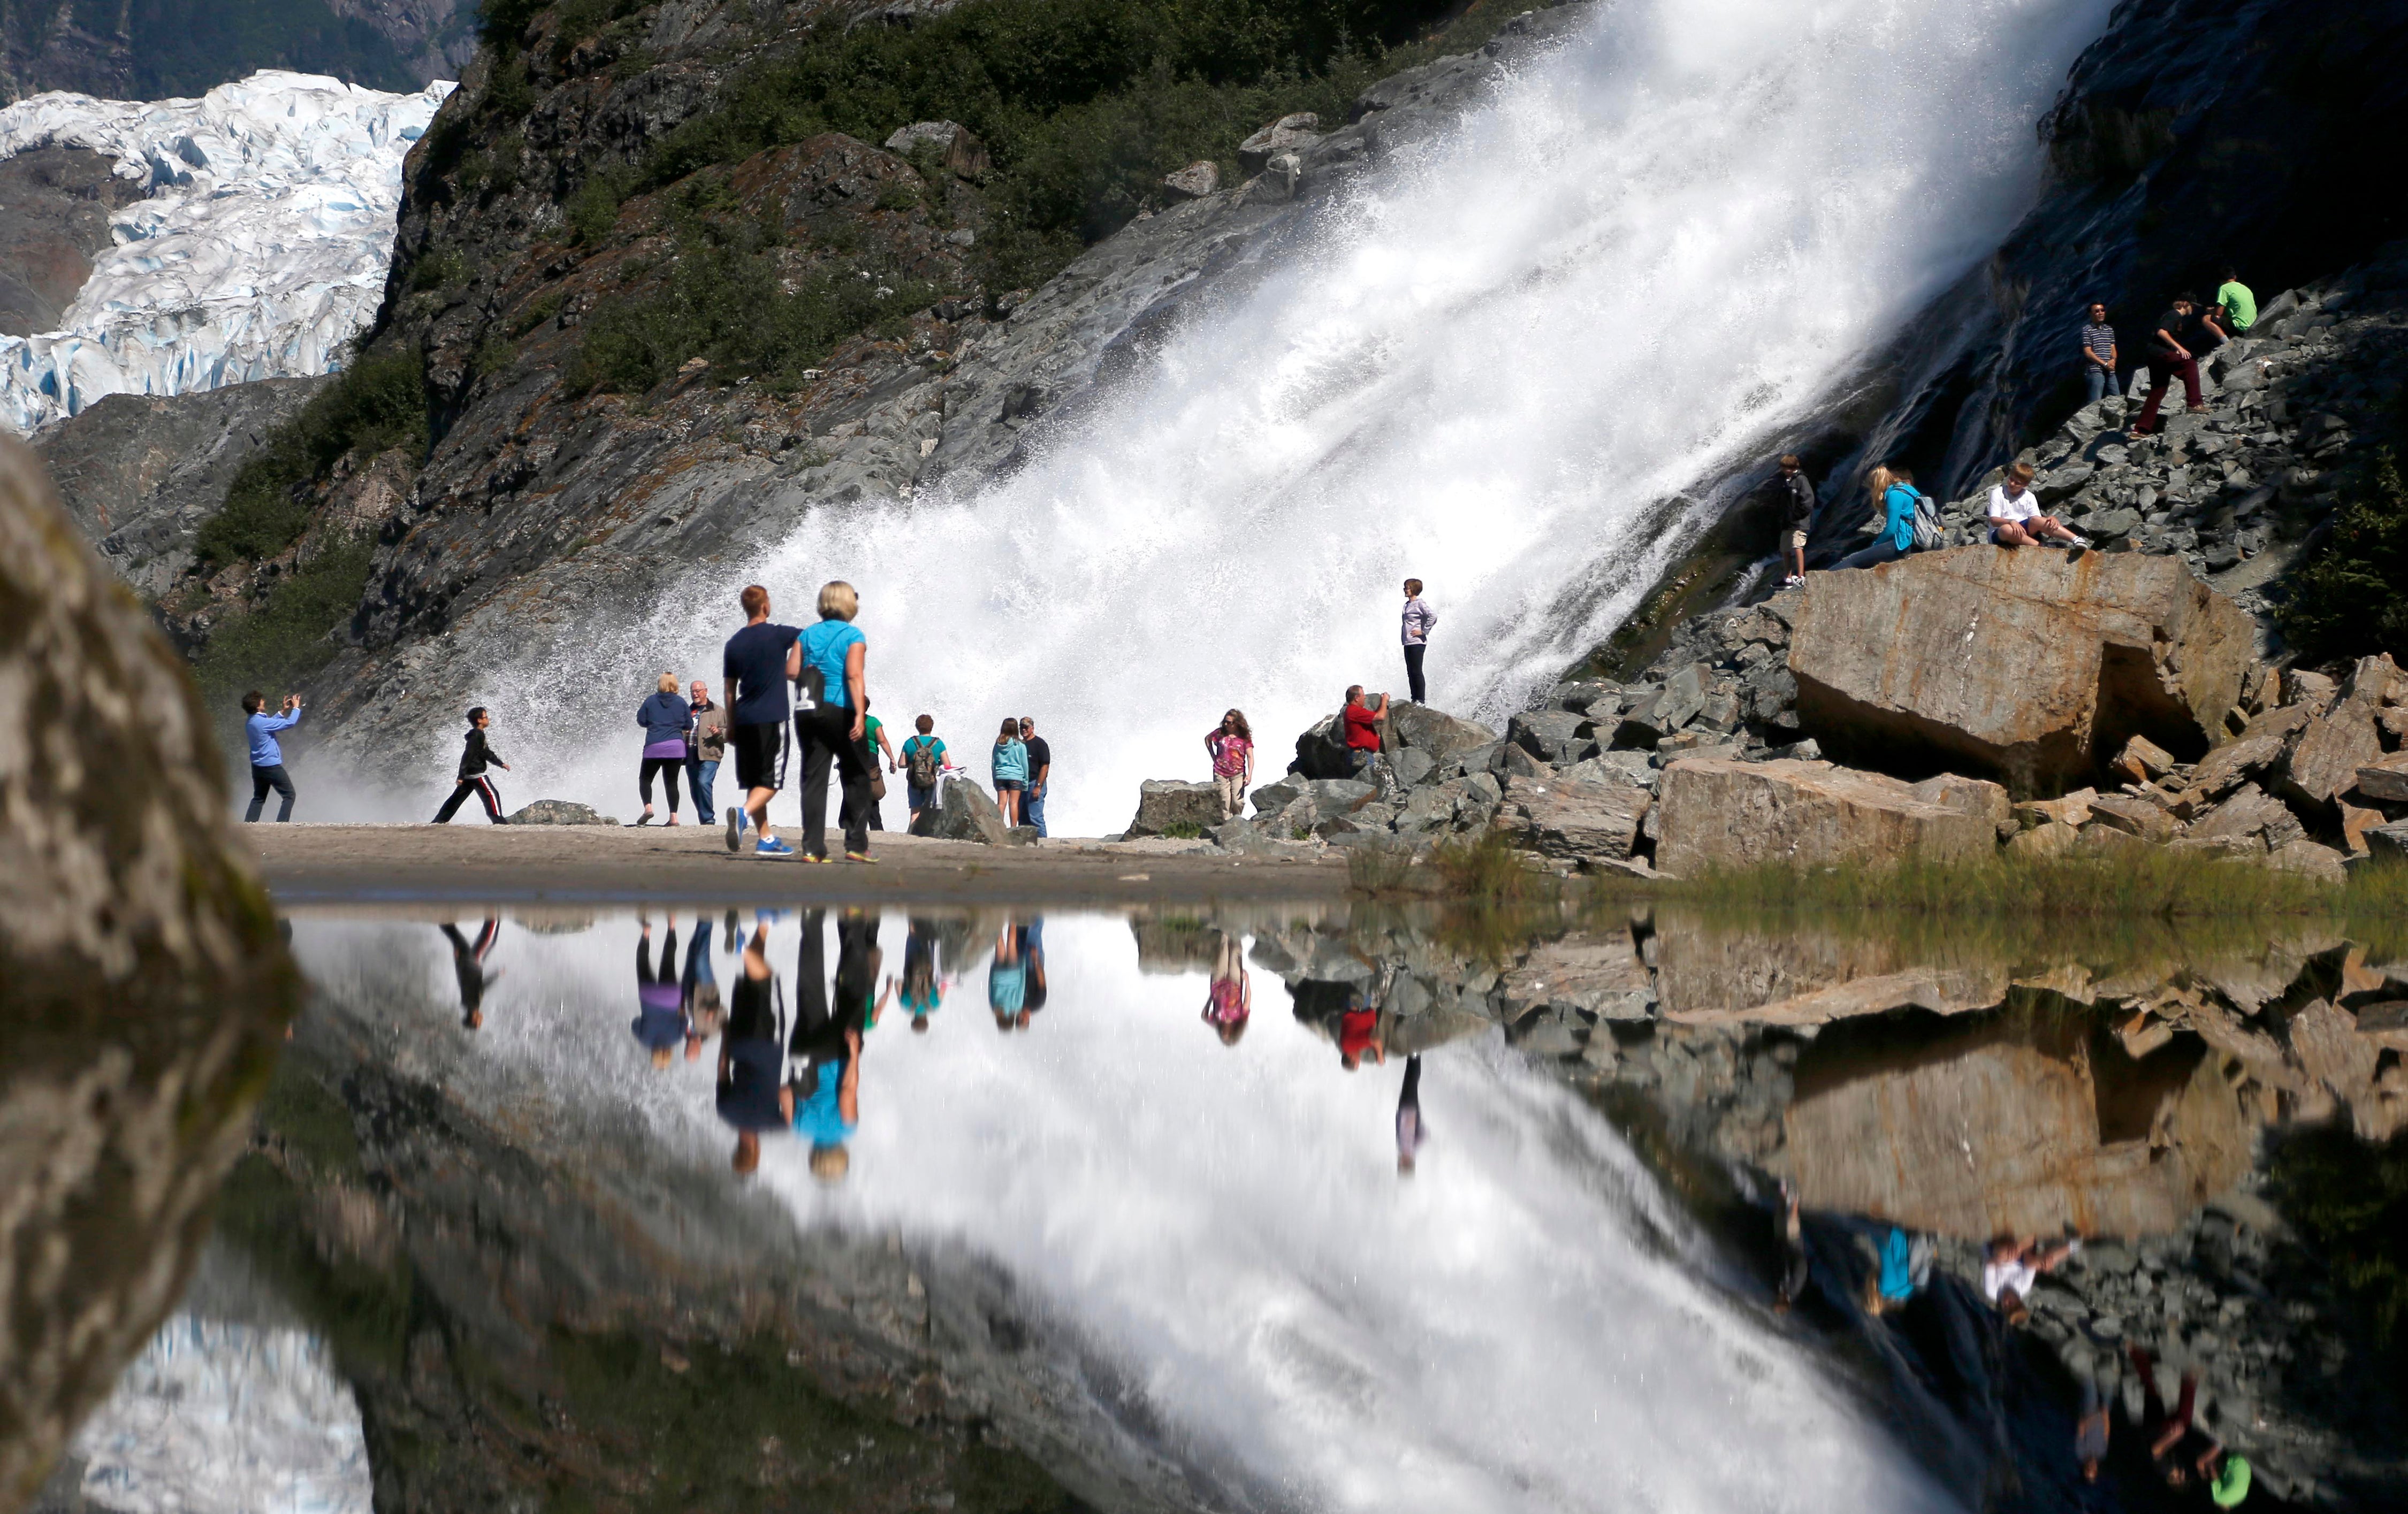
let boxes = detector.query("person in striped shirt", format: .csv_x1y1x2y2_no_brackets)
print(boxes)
2079,302,2120,404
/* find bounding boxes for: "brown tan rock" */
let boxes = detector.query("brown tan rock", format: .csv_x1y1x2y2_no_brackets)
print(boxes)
2356,751,2408,804
2186,782,2306,851
0,435,300,1502
1650,917,2006,1023
2280,697,2384,809
2015,787,2098,829
2340,800,2388,857
2186,729,2286,799
1495,774,1650,863
2285,668,2340,713
2086,791,2178,842
2008,819,2083,858
2344,652,2405,706
1787,547,2258,792
1911,773,2015,840
2264,839,2350,885
1652,759,1997,877
2112,733,2176,784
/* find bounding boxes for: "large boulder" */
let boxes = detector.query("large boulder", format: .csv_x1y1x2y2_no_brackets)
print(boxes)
1652,758,2000,878
1786,547,2258,792
1492,773,1650,864
2279,697,2383,812
1501,929,1655,1022
508,799,616,825
1385,702,1496,763
1123,779,1225,837
0,435,300,1500
911,776,1010,843
1288,713,1357,780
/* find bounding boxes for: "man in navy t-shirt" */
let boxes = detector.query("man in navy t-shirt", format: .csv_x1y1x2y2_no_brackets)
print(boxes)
722,583,801,855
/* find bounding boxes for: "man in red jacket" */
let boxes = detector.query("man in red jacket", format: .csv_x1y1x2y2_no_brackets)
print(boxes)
1342,685,1387,778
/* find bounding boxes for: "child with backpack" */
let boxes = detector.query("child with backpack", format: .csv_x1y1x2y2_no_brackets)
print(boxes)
900,714,948,829
1835,464,1933,570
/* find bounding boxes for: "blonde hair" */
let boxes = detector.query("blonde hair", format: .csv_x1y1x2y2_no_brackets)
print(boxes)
817,580,858,621
657,671,679,693
2008,461,2036,484
1865,465,1894,503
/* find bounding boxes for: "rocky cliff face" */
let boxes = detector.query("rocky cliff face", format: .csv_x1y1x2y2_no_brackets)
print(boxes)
278,0,1595,782
0,0,472,101
0,145,138,337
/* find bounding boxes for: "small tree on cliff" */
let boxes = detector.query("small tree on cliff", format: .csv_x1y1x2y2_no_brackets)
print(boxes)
2282,392,2408,667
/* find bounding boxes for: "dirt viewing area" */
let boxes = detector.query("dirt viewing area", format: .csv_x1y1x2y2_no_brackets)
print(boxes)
244,822,1354,905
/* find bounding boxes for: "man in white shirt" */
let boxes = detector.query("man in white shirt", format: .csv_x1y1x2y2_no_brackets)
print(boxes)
1981,1233,2078,1324
1987,461,2088,549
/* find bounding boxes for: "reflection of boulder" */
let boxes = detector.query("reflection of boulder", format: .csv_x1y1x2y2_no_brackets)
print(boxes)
1652,921,2007,1026
1129,915,1222,975
1779,1010,2253,1240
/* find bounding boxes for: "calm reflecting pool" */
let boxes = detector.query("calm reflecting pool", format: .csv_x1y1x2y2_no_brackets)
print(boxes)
43,904,2408,1513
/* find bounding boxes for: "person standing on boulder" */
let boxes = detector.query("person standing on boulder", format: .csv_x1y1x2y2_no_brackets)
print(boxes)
795,580,876,863
2079,303,2121,404
1772,456,1816,587
685,679,727,828
635,672,691,825
433,707,510,822
1834,465,1920,570
241,691,303,822
2133,294,2207,435
722,584,801,857
1206,709,1254,820
1342,686,1387,778
1400,579,1437,704
900,715,948,829
990,718,1028,827
1019,716,1051,837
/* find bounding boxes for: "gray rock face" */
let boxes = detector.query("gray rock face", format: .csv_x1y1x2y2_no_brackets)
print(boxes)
911,776,1011,843
33,377,334,598
1124,779,1224,837
1492,773,1650,864
0,434,300,1502
0,146,143,338
506,798,615,825
1385,702,1497,762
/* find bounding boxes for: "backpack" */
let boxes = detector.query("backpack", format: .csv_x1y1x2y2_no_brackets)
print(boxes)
906,737,940,788
1907,488,1943,552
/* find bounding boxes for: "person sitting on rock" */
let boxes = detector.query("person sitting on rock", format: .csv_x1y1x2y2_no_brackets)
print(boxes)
1981,1232,2079,1325
1834,464,1921,570
2129,1345,2247,1501
1338,984,1386,1071
2207,266,2255,346
1986,462,2088,550
1862,1225,1932,1316
1773,1180,1810,1313
1342,685,1388,777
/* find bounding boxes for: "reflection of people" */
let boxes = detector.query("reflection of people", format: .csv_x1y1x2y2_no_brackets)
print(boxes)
790,909,868,1182
1395,1054,1426,1174
681,912,722,1056
717,921,789,1174
1337,986,1384,1070
898,916,944,1032
1983,1233,2078,1325
1202,930,1250,1045
439,918,500,1029
633,918,687,1068
1773,1180,1809,1313
2076,1372,2111,1484
1019,917,1047,1021
989,920,1028,1030
2130,1345,2246,1500
1863,1226,1932,1316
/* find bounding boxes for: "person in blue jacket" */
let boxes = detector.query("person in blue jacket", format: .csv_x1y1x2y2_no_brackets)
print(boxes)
1835,464,1923,570
635,672,692,825
241,690,303,822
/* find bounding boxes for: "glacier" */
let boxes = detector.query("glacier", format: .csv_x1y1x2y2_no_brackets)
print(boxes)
0,70,451,435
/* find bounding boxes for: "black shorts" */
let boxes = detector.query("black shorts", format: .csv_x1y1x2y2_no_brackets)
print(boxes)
731,721,786,793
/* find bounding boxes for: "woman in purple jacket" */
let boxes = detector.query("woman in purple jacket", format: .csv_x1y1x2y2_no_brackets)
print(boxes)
636,672,693,824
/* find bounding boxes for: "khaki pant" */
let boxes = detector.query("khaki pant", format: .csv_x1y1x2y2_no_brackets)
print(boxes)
1217,771,1247,820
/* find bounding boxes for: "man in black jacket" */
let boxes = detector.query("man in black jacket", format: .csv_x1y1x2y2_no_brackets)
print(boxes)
433,707,512,822
1774,454,1816,587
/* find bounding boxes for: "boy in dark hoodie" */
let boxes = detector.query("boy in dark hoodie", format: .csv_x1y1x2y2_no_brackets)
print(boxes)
433,708,511,822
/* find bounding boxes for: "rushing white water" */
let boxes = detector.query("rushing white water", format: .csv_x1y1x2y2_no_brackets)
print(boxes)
288,912,1959,1513
496,0,2109,835
68,1313,371,1514
0,70,450,433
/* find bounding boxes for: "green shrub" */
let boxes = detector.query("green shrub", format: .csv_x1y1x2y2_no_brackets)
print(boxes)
2269,1124,2408,1351
565,219,933,396
566,173,628,243
2282,426,2408,667
409,246,469,292
1160,821,1205,839
194,350,428,571
194,533,377,707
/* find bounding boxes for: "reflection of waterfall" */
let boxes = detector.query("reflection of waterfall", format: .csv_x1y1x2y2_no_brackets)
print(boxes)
287,913,1958,1513
499,0,2113,835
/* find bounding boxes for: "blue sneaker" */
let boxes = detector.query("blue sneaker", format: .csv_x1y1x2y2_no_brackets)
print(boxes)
755,837,794,857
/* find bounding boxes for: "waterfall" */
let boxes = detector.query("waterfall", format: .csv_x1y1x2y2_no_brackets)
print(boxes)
502,0,2113,835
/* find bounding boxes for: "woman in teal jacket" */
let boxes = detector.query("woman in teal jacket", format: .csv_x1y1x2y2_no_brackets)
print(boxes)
1836,464,1923,570
990,718,1030,827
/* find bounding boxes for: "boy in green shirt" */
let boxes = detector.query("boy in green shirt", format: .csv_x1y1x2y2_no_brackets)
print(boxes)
2214,267,2256,339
